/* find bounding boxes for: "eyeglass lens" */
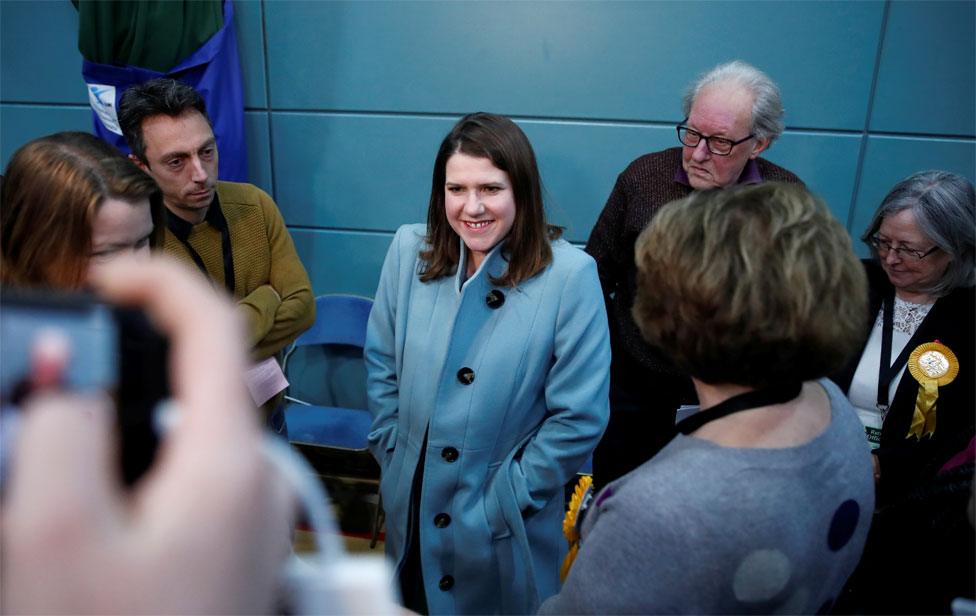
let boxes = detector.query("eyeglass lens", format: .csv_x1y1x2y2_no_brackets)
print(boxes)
678,127,733,155
872,237,932,259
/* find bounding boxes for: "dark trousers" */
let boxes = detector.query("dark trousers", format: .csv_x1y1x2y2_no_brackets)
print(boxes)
592,370,693,491
399,435,429,614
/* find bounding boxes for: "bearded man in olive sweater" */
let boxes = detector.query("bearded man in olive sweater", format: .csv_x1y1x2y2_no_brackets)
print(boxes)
587,61,803,489
119,78,313,420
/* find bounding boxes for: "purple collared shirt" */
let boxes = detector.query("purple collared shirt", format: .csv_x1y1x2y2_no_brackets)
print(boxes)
674,157,763,187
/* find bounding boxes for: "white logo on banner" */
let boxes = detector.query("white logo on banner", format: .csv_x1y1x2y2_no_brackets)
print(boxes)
86,84,122,135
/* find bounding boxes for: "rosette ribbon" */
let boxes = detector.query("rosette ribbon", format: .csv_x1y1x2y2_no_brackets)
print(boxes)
906,341,959,439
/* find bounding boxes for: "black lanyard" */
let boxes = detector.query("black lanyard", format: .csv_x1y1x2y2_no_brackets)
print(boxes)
166,199,235,295
675,381,803,435
876,292,915,414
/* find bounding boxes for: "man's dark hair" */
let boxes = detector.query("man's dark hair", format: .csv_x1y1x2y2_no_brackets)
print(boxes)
118,78,210,164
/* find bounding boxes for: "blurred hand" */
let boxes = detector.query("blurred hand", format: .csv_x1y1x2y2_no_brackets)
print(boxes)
1,257,295,614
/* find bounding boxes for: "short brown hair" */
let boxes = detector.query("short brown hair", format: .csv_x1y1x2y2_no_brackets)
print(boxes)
632,183,867,388
420,112,561,287
1,132,163,289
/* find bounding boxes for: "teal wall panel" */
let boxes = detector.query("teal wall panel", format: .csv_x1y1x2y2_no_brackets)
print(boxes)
765,132,863,228
272,113,451,230
235,0,268,109
1,1,86,104
871,1,975,136
2,0,974,298
1,105,91,168
850,137,976,255
291,229,393,297
520,122,674,243
272,112,866,244
265,1,882,130
244,111,273,194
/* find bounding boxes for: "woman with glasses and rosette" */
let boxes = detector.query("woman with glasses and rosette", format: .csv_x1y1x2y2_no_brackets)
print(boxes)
831,171,974,614
832,171,974,507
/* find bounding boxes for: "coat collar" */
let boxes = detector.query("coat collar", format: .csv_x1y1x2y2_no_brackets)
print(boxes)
455,237,510,294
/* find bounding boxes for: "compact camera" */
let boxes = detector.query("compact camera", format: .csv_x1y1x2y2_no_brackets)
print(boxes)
1,288,170,485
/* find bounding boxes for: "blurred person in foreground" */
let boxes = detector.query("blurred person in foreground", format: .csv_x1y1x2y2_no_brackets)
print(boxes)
1,131,163,287
1,257,295,614
542,183,873,614
1,131,168,481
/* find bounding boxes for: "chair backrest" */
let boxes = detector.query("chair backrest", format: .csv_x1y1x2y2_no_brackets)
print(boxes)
283,294,373,409
294,294,373,349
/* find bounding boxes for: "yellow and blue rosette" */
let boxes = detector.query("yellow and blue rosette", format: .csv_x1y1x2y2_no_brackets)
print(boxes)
906,341,959,439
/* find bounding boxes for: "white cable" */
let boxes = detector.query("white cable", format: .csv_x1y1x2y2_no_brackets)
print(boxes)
261,433,346,561
261,433,398,615
157,401,398,614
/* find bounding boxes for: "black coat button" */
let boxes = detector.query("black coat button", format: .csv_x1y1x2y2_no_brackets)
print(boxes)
434,513,452,528
485,289,505,309
442,447,459,462
456,367,475,385
439,575,454,591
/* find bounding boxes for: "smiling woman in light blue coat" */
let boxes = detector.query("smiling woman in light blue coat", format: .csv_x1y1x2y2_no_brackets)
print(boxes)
365,113,610,615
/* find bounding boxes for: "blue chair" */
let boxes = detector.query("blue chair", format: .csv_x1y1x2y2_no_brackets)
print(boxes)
283,294,374,450
281,294,383,543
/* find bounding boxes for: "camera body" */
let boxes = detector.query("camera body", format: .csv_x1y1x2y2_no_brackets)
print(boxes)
1,288,169,485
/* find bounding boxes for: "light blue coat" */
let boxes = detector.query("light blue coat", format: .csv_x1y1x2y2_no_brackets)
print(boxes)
365,224,610,614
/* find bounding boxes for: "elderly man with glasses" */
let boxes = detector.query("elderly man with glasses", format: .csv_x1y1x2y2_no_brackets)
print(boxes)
586,60,803,490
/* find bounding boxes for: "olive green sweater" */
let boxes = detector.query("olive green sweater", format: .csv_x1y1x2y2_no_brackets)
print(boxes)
163,181,314,360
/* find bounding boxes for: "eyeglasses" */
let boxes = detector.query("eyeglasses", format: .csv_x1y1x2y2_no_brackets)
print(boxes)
868,235,940,260
676,121,754,156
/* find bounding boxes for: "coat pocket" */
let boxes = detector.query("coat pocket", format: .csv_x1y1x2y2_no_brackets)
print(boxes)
484,461,513,540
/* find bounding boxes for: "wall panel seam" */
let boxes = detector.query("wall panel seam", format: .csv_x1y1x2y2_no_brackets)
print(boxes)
259,0,278,200
287,226,398,236
0,102,89,109
264,109,972,140
847,0,892,231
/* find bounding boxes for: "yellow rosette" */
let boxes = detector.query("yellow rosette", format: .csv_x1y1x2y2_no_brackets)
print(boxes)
906,341,959,439
560,474,593,582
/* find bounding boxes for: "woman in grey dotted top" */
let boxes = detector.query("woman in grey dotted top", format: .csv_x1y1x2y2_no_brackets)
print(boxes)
540,183,875,614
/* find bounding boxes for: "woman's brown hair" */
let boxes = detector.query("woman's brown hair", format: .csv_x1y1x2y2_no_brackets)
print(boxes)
1,132,163,289
420,112,561,287
632,183,868,388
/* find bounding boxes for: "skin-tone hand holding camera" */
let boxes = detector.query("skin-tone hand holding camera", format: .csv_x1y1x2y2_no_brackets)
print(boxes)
1,258,295,614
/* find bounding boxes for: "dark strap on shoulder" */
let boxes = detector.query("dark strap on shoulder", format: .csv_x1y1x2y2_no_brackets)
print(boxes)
876,290,929,412
165,195,235,295
676,381,803,435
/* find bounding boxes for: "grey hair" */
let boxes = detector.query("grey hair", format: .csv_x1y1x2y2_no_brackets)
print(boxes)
861,170,975,296
682,60,785,143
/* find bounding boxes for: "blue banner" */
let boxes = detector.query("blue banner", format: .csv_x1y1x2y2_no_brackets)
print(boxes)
81,0,247,182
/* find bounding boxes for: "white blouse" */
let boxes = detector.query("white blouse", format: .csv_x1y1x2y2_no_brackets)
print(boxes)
847,296,934,448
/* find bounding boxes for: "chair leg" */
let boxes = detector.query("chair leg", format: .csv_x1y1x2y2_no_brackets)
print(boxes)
370,492,385,549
